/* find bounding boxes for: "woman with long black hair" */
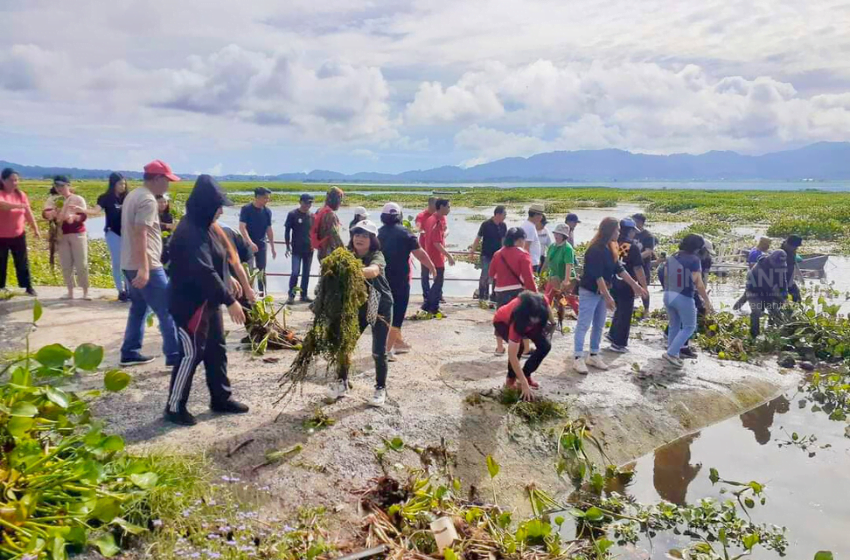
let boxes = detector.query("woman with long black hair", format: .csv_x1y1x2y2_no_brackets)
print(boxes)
94,173,129,300
164,175,252,426
0,168,40,296
493,290,552,400
572,217,647,374
328,220,394,407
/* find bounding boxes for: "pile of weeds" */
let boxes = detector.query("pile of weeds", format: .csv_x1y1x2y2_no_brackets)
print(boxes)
497,388,569,425
244,295,302,355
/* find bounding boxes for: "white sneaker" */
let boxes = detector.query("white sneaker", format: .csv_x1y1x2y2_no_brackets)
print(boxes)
587,354,609,370
573,357,589,375
663,353,684,369
328,379,349,400
387,350,398,362
369,388,386,407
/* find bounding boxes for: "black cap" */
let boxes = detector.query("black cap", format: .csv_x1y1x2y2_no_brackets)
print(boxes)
53,174,71,185
254,187,272,197
632,213,647,224
300,193,315,203
787,235,803,247
565,213,580,223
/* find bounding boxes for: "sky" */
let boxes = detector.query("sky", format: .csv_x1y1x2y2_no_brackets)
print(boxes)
1,0,849,175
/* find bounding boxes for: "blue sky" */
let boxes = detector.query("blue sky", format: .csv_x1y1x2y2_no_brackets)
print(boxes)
1,0,849,175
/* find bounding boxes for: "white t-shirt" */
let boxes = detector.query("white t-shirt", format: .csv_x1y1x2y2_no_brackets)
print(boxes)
538,227,552,255
521,220,541,265
120,187,163,271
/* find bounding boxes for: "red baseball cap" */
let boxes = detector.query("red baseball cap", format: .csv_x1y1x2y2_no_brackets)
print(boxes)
143,159,181,182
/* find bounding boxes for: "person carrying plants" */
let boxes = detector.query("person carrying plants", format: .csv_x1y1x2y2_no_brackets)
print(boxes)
415,197,437,300
119,159,181,368
661,234,714,370
42,176,91,300
378,203,436,360
469,205,507,302
284,193,315,304
493,290,552,400
239,187,276,295
311,186,345,262
743,249,789,338
572,217,647,374
422,199,455,316
329,220,394,407
543,223,578,314
489,227,537,354
0,167,40,296
606,218,648,353
165,175,252,426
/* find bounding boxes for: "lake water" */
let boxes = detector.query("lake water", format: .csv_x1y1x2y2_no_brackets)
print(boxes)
608,392,850,558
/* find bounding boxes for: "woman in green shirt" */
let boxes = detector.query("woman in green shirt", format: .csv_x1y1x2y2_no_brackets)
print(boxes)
328,220,394,408
545,224,576,290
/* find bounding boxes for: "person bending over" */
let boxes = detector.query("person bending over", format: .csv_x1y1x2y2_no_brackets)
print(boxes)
493,291,552,400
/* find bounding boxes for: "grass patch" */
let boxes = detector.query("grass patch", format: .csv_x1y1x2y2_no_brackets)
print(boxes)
498,387,569,424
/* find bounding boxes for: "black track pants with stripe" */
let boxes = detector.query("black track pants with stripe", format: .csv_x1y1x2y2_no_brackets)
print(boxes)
166,303,232,413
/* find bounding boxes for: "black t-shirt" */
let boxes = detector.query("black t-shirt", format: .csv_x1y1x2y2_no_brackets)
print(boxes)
285,208,313,255
636,230,655,264
378,224,420,284
240,203,273,246
579,243,624,293
478,218,507,259
97,193,123,236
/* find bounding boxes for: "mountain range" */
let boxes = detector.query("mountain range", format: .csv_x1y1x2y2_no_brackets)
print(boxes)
3,142,850,183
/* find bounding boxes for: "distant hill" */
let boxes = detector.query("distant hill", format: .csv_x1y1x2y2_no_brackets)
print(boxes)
5,142,850,182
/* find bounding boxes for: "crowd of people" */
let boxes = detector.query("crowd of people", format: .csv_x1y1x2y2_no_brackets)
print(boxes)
0,165,809,419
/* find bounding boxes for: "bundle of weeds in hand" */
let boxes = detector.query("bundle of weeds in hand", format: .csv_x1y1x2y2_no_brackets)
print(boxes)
277,248,367,402
244,296,302,355
0,302,164,559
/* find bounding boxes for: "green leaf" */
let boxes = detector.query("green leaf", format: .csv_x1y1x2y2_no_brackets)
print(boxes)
10,401,38,417
129,472,159,490
45,387,71,409
814,552,834,560
486,455,500,479
33,300,43,323
744,497,755,508
74,344,104,371
90,533,120,557
91,498,121,523
443,548,458,560
52,536,67,560
554,516,565,526
388,437,404,452
101,435,125,453
595,538,614,554
113,517,148,535
584,506,604,522
742,533,760,550
35,344,73,368
452,478,461,493
104,370,131,392
7,416,34,437
146,313,155,328
709,467,720,484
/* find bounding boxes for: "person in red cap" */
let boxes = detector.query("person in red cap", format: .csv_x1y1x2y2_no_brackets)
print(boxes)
119,160,181,368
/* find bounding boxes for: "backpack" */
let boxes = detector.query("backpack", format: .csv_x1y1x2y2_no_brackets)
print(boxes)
310,206,333,251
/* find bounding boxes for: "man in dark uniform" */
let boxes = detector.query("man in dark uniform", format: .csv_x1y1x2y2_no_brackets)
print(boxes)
284,194,315,304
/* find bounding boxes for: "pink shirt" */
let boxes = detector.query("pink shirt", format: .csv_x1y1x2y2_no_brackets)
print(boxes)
0,189,29,238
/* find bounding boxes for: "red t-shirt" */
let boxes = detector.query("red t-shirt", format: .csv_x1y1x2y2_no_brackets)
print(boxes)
423,213,446,268
0,190,29,238
415,209,433,244
488,246,537,292
493,295,548,342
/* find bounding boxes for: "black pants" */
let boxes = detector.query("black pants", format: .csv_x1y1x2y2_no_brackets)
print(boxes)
495,323,551,379
389,277,410,328
288,251,313,298
0,234,32,290
253,242,268,294
748,296,783,337
339,303,391,389
423,267,445,313
420,267,431,303
608,283,635,347
167,303,232,413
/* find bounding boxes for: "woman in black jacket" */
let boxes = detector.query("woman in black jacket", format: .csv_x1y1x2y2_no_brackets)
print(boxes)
164,175,252,426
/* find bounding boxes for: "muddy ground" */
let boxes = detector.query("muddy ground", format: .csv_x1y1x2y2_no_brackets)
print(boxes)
0,286,800,522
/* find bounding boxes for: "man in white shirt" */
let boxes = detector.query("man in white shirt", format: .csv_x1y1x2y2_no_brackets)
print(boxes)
521,203,545,272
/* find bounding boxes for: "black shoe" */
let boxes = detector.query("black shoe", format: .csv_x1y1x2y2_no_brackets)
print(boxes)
211,400,249,414
300,296,314,303
25,287,37,297
165,356,180,368
286,296,295,305
120,354,155,367
164,409,197,426
118,291,129,302
680,347,698,359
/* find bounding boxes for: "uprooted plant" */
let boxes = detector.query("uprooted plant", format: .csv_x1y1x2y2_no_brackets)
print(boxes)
243,295,302,355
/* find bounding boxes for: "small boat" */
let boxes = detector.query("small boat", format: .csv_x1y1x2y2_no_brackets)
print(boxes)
432,190,465,195
798,253,829,273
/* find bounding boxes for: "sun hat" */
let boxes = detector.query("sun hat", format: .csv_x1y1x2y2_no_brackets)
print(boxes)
528,203,546,215
702,238,716,256
143,160,181,182
382,202,401,215
553,223,571,237
351,219,378,235
353,206,369,217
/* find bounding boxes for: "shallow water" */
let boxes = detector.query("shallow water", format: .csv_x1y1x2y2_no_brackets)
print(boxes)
607,392,850,558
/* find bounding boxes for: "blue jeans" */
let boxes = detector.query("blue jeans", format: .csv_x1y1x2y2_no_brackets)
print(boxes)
105,231,126,294
288,252,313,298
664,291,697,358
574,288,608,357
121,268,179,362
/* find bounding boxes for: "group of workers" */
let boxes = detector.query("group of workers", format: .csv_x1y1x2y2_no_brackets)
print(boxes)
0,166,810,417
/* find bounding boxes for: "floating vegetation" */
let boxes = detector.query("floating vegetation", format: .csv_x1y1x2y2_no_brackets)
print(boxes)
244,296,302,354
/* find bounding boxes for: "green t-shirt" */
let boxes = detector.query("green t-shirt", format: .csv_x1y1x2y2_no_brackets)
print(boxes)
546,242,576,281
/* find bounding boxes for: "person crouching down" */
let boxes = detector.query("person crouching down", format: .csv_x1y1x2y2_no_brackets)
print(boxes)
493,291,552,400
328,220,394,408
164,175,251,426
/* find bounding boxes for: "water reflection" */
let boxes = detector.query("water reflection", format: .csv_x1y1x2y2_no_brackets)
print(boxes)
739,395,790,445
652,433,702,505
